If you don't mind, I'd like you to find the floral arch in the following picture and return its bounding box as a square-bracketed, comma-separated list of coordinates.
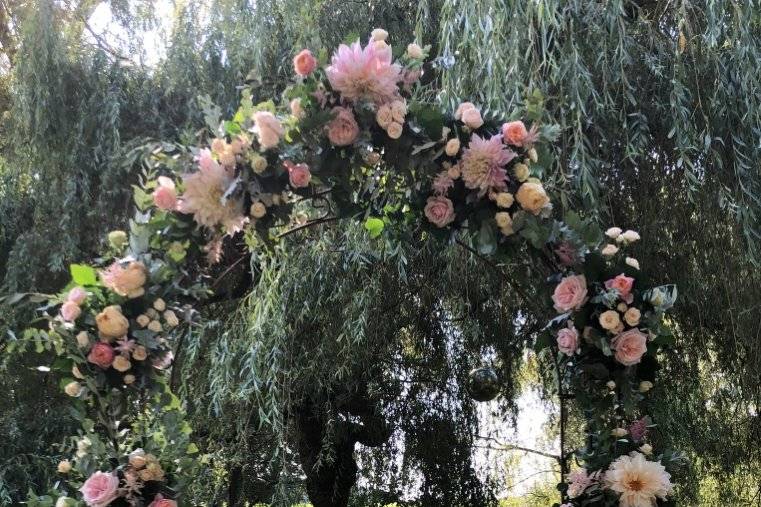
[9, 29, 685, 507]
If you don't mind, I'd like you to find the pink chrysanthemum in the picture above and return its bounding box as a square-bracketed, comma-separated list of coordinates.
[432, 170, 454, 195]
[179, 149, 246, 235]
[568, 468, 602, 498]
[629, 417, 649, 442]
[115, 337, 136, 356]
[326, 40, 402, 104]
[460, 134, 516, 195]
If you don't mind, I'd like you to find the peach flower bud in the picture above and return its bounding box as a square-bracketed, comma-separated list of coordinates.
[124, 374, 136, 385]
[76, 331, 90, 348]
[371, 28, 388, 41]
[57, 460, 72, 473]
[447, 165, 461, 179]
[514, 163, 530, 182]
[461, 107, 484, 129]
[290, 98, 305, 119]
[60, 301, 81, 322]
[376, 104, 393, 128]
[112, 355, 131, 372]
[626, 257, 640, 270]
[64, 381, 82, 397]
[96, 306, 129, 340]
[390, 100, 407, 123]
[132, 346, 148, 361]
[639, 380, 654, 392]
[252, 111, 283, 151]
[624, 307, 641, 327]
[621, 230, 641, 243]
[386, 122, 403, 139]
[67, 287, 87, 305]
[136, 314, 150, 328]
[496, 192, 514, 208]
[252, 155, 267, 174]
[639, 444, 653, 455]
[606, 380, 616, 390]
[293, 49, 317, 76]
[445, 138, 461, 157]
[72, 365, 84, 379]
[495, 212, 512, 229]
[528, 147, 538, 163]
[406, 43, 424, 59]
[153, 299, 166, 312]
[617, 302, 628, 313]
[164, 310, 180, 327]
[250, 202, 267, 218]
[611, 428, 628, 438]
[147, 320, 163, 333]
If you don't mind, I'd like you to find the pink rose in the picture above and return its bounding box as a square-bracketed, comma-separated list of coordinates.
[253, 111, 284, 150]
[153, 177, 178, 210]
[552, 275, 588, 313]
[611, 328, 648, 366]
[424, 196, 455, 228]
[557, 326, 579, 355]
[60, 301, 82, 322]
[327, 107, 359, 146]
[88, 342, 115, 369]
[285, 161, 311, 188]
[461, 107, 484, 129]
[80, 471, 120, 507]
[502, 121, 528, 147]
[293, 49, 317, 76]
[148, 495, 178, 507]
[605, 273, 635, 298]
[67, 287, 87, 305]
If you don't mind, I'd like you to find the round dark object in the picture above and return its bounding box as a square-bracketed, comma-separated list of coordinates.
[468, 367, 500, 402]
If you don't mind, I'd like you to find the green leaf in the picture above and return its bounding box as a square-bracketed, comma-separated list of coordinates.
[70, 264, 98, 286]
[409, 102, 445, 141]
[364, 217, 385, 238]
[224, 120, 242, 135]
[187, 443, 199, 455]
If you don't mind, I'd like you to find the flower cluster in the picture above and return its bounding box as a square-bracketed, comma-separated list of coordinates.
[545, 225, 682, 506]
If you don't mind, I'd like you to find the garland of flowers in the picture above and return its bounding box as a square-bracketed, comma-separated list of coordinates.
[6, 28, 684, 507]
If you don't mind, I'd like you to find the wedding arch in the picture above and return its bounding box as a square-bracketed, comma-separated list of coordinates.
[10, 29, 685, 507]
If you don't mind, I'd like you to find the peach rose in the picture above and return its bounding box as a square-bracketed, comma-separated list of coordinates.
[80, 472, 120, 507]
[376, 105, 393, 128]
[611, 328, 648, 366]
[424, 196, 455, 228]
[502, 120, 528, 147]
[67, 287, 87, 305]
[327, 107, 359, 146]
[132, 345, 148, 361]
[293, 49, 317, 76]
[148, 495, 178, 507]
[101, 261, 147, 299]
[60, 301, 81, 322]
[112, 355, 131, 372]
[284, 161, 311, 188]
[386, 122, 403, 139]
[153, 177, 177, 210]
[290, 97, 305, 119]
[461, 107, 484, 129]
[552, 275, 588, 313]
[605, 274, 635, 298]
[95, 305, 129, 339]
[445, 138, 460, 157]
[454, 102, 477, 120]
[87, 342, 115, 369]
[624, 307, 641, 327]
[516, 182, 549, 215]
[557, 326, 579, 355]
[599, 310, 621, 330]
[253, 111, 284, 150]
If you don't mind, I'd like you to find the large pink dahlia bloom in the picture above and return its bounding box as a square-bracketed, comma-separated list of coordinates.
[179, 149, 246, 235]
[460, 134, 516, 194]
[326, 40, 402, 104]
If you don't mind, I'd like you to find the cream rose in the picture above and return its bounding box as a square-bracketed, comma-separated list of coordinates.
[601, 244, 619, 257]
[253, 111, 283, 150]
[513, 163, 530, 182]
[64, 381, 82, 397]
[445, 138, 460, 157]
[516, 182, 549, 215]
[250, 202, 267, 218]
[132, 345, 148, 361]
[624, 307, 641, 327]
[599, 310, 621, 330]
[96, 306, 129, 340]
[406, 43, 424, 60]
[496, 192, 514, 208]
[164, 310, 180, 327]
[112, 355, 131, 372]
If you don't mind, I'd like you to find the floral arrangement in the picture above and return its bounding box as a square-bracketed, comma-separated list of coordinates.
[544, 223, 684, 507]
[7, 27, 686, 507]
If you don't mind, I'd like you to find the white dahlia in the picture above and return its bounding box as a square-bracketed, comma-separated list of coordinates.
[605, 452, 673, 507]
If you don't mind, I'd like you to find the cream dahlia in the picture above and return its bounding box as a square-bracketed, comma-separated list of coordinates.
[605, 452, 673, 507]
[460, 134, 516, 194]
[179, 149, 246, 235]
[326, 40, 402, 104]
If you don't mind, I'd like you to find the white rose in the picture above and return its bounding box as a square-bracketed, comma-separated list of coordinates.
[639, 443, 653, 455]
[601, 244, 619, 257]
[606, 380, 616, 390]
[626, 257, 640, 270]
[495, 212, 512, 229]
[64, 381, 82, 397]
[605, 227, 622, 239]
[621, 230, 641, 243]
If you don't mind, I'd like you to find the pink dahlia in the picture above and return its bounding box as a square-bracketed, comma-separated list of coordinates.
[432, 170, 454, 195]
[179, 149, 246, 235]
[326, 40, 402, 104]
[460, 134, 516, 195]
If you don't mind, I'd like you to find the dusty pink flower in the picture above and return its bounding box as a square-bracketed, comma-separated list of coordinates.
[67, 287, 87, 305]
[432, 171, 454, 195]
[460, 134, 516, 195]
[60, 301, 82, 322]
[557, 326, 579, 355]
[293, 49, 317, 76]
[326, 40, 402, 104]
[402, 68, 421, 92]
[454, 102, 477, 120]
[88, 342, 115, 369]
[80, 471, 120, 507]
[568, 468, 601, 498]
[115, 337, 137, 356]
[460, 107, 483, 129]
[148, 496, 178, 507]
[180, 149, 246, 235]
[554, 241, 578, 267]
[611, 329, 648, 366]
[605, 273, 635, 298]
[252, 111, 284, 150]
[629, 417, 649, 442]
[552, 274, 588, 313]
[424, 196, 455, 228]
[153, 176, 178, 210]
[152, 350, 174, 370]
[285, 161, 311, 188]
[327, 107, 360, 146]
